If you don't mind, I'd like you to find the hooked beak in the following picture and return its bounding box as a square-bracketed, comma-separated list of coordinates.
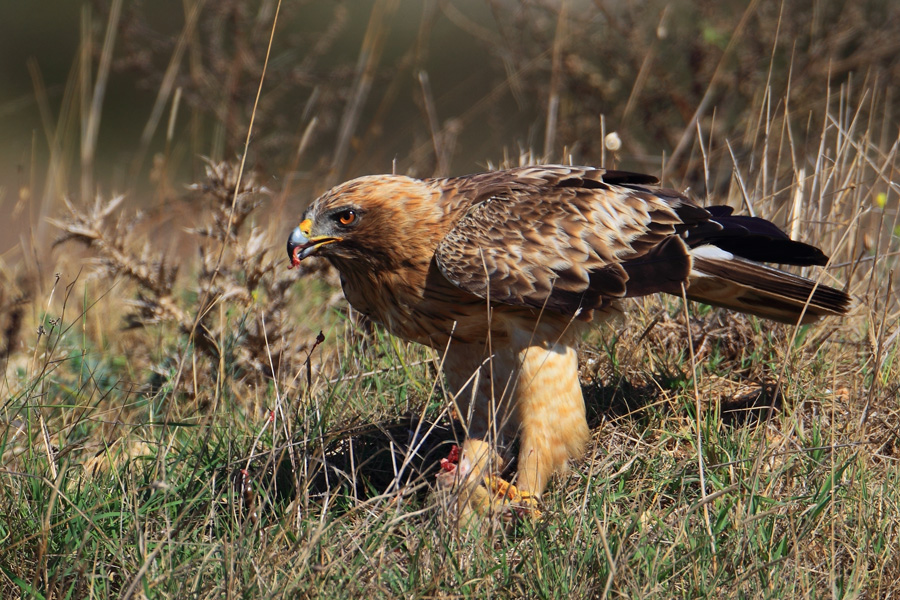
[287, 219, 342, 268]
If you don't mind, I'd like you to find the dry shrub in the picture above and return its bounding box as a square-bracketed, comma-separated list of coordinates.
[50, 160, 334, 402]
[106, 0, 353, 170]
[89, 0, 900, 201]
[0, 273, 31, 361]
[495, 0, 900, 176]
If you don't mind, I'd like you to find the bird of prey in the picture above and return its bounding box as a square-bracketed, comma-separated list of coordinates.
[287, 165, 850, 517]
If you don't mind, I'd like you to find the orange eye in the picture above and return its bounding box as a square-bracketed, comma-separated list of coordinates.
[338, 210, 356, 226]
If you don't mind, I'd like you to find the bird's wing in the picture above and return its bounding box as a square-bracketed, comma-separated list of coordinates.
[433, 165, 709, 314]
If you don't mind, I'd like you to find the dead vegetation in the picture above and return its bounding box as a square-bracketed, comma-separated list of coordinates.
[47, 160, 341, 399]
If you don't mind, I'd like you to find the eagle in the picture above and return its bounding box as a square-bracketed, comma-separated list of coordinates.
[287, 165, 850, 517]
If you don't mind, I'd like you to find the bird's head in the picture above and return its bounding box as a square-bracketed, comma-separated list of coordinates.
[287, 174, 441, 270]
[287, 202, 361, 267]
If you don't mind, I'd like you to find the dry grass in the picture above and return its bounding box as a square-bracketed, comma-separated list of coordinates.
[1, 1, 899, 598]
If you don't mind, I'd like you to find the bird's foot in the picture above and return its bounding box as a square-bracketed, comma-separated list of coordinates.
[484, 474, 542, 520]
[436, 445, 541, 522]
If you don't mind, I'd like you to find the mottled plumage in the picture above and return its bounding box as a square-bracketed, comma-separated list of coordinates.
[287, 165, 850, 514]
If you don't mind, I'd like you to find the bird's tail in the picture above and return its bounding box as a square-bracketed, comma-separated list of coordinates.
[685, 246, 851, 325]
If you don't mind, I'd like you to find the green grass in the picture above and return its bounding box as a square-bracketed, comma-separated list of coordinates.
[4, 203, 895, 598]
[2, 270, 897, 598]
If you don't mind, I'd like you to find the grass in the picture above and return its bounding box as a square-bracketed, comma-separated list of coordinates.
[2, 1, 900, 598]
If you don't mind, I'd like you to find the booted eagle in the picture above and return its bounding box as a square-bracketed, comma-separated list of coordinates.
[288, 165, 850, 516]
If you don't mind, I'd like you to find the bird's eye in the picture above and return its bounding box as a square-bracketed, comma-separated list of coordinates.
[337, 209, 356, 226]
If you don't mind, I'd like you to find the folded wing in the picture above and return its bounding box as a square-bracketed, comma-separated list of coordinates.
[434, 165, 850, 323]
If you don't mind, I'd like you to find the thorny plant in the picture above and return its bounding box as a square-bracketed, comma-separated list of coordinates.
[51, 160, 329, 392]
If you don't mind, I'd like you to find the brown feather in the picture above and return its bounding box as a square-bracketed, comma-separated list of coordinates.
[688, 254, 850, 324]
[434, 166, 701, 314]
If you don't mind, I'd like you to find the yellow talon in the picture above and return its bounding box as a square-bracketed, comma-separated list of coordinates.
[485, 474, 515, 500]
[483, 475, 542, 519]
[436, 446, 542, 522]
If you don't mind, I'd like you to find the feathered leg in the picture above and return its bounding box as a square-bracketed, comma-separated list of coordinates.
[438, 341, 515, 519]
[438, 321, 589, 519]
[512, 328, 589, 499]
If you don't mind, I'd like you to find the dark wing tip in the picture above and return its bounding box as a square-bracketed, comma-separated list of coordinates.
[694, 207, 831, 267]
[598, 170, 660, 186]
[713, 238, 830, 266]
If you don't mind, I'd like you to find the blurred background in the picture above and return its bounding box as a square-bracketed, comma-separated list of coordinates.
[3, 0, 898, 262]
